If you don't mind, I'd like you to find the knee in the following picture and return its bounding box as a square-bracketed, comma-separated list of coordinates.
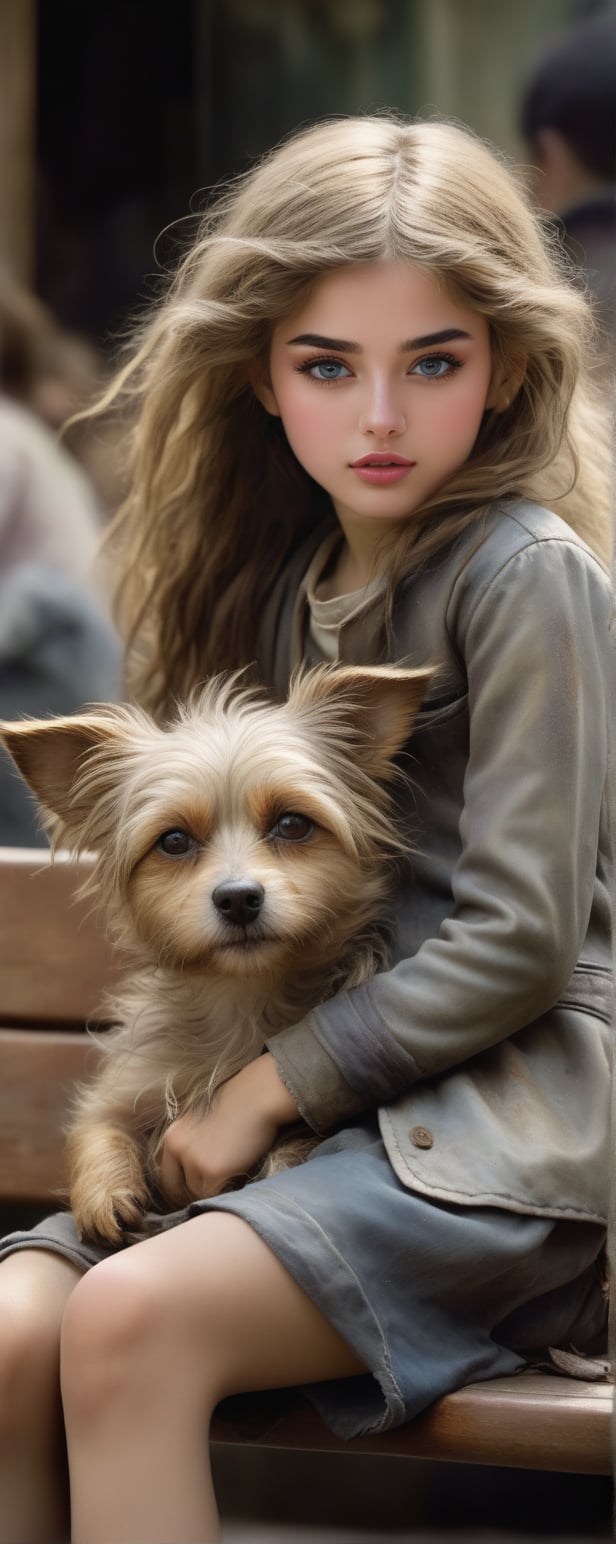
[60, 1253, 164, 1418]
[0, 1263, 62, 1443]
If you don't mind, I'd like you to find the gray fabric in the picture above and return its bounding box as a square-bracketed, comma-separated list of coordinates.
[0, 1123, 606, 1440]
[256, 499, 614, 1222]
[0, 561, 123, 844]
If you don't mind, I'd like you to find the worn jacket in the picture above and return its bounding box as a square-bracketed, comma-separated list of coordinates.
[256, 499, 614, 1224]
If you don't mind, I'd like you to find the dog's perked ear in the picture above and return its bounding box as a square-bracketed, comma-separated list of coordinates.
[0, 712, 129, 830]
[289, 664, 435, 780]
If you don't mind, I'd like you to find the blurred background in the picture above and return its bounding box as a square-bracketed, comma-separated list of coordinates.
[1, 0, 613, 350]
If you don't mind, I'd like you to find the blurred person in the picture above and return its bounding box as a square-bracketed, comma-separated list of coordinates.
[0, 389, 122, 845]
[0, 277, 94, 424]
[0, 275, 124, 516]
[520, 7, 616, 373]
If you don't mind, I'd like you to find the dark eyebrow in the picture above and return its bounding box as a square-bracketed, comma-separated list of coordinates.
[286, 327, 472, 352]
[402, 328, 472, 349]
[286, 333, 361, 352]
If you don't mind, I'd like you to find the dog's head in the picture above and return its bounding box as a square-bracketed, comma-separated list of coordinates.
[0, 665, 431, 979]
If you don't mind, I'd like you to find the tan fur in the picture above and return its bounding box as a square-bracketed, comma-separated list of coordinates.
[0, 664, 431, 1246]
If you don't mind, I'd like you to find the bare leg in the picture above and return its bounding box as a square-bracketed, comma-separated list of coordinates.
[61, 1212, 365, 1544]
[0, 1249, 82, 1544]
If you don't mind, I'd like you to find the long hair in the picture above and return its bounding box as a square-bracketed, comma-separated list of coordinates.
[99, 115, 612, 715]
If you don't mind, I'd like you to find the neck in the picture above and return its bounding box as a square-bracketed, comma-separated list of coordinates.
[327, 514, 395, 598]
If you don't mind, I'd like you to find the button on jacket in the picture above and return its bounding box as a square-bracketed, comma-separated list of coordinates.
[256, 499, 614, 1224]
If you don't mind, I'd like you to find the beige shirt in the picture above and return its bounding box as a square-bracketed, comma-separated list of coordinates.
[304, 533, 385, 662]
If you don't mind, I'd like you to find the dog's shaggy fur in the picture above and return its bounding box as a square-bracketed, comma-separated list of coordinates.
[1, 664, 430, 1245]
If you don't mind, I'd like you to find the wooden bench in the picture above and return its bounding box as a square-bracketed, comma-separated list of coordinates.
[0, 845, 612, 1482]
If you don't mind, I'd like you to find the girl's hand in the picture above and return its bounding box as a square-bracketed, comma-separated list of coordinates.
[157, 1053, 299, 1204]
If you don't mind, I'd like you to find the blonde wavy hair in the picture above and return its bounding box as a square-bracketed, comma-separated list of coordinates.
[100, 115, 612, 715]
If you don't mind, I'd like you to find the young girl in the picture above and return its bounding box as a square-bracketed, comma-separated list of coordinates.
[0, 115, 613, 1544]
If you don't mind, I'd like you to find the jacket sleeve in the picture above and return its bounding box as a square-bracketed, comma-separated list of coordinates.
[267, 535, 614, 1133]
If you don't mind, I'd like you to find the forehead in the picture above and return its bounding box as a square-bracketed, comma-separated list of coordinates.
[272, 259, 485, 345]
[131, 706, 320, 801]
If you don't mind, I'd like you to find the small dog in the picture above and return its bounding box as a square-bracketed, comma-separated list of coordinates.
[0, 664, 430, 1246]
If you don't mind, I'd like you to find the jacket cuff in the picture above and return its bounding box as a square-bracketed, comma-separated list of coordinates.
[266, 1016, 368, 1135]
[266, 983, 421, 1134]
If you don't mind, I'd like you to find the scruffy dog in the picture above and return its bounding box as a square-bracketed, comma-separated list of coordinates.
[0, 664, 430, 1246]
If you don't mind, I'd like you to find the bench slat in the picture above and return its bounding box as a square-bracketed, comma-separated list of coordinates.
[0, 1027, 95, 1199]
[0, 847, 116, 1022]
[212, 1372, 612, 1474]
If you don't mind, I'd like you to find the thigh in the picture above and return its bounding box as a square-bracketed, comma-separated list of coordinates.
[75, 1211, 365, 1401]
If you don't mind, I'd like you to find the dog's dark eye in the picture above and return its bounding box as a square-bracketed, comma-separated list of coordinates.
[271, 813, 314, 843]
[157, 830, 194, 858]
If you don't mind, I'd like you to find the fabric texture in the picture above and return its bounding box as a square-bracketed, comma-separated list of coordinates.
[256, 498, 614, 1224]
[0, 1123, 607, 1439]
[0, 561, 123, 844]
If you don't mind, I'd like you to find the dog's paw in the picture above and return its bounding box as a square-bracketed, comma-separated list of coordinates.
[72, 1185, 150, 1248]
[67, 1124, 151, 1247]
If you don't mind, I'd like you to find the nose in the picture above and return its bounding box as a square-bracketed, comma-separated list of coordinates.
[359, 375, 406, 438]
[212, 879, 265, 927]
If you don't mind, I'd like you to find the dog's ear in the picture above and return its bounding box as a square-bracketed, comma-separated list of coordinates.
[290, 664, 435, 779]
[0, 712, 131, 830]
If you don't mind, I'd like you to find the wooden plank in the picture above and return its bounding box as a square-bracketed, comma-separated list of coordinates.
[0, 847, 117, 1022]
[211, 1372, 613, 1476]
[0, 1027, 98, 1199]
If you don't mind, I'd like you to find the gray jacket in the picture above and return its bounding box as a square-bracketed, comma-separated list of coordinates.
[257, 500, 614, 1224]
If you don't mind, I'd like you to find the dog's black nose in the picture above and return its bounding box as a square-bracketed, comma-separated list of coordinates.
[212, 879, 265, 927]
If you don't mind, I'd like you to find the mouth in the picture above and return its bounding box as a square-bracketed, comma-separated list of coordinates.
[351, 454, 415, 467]
[217, 933, 279, 953]
[350, 454, 415, 485]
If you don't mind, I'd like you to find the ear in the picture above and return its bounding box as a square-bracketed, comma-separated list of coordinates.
[290, 664, 435, 780]
[0, 713, 129, 829]
[486, 356, 527, 413]
[245, 357, 281, 418]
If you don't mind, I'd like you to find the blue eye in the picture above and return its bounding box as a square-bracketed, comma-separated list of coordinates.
[299, 358, 351, 382]
[412, 355, 459, 379]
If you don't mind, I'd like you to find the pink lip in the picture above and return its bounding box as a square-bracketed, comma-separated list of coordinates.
[351, 453, 415, 486]
[351, 454, 414, 467]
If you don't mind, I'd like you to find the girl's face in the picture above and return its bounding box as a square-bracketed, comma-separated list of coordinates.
[257, 261, 499, 539]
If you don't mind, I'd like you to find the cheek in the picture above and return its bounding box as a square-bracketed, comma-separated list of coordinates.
[279, 398, 330, 455]
[437, 380, 491, 451]
[271, 376, 339, 456]
[127, 858, 214, 956]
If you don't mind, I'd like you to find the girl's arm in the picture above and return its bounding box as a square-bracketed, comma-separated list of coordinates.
[266, 534, 614, 1133]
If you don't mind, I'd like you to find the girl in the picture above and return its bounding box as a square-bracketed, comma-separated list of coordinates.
[0, 115, 613, 1544]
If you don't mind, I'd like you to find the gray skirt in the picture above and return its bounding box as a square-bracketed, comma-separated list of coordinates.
[0, 1119, 606, 1439]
